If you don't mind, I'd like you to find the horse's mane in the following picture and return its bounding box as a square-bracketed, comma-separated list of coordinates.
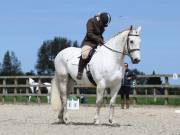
[106, 27, 136, 43]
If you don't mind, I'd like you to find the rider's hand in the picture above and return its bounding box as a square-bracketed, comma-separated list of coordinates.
[98, 38, 104, 46]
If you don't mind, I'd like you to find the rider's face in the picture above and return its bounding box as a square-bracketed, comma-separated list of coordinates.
[99, 20, 104, 27]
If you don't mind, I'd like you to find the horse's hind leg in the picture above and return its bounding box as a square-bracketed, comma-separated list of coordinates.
[67, 76, 74, 96]
[94, 80, 106, 125]
[58, 74, 69, 124]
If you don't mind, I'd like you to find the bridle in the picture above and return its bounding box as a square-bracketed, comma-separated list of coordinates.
[126, 33, 140, 55]
[103, 29, 140, 56]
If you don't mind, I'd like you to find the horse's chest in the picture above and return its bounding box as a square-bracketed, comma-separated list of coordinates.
[101, 67, 123, 82]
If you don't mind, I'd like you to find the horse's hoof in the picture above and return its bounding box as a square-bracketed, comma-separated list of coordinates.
[109, 119, 116, 125]
[94, 119, 100, 125]
[63, 117, 69, 124]
[56, 119, 64, 124]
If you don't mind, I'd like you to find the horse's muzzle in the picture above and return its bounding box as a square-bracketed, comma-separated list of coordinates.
[132, 58, 140, 64]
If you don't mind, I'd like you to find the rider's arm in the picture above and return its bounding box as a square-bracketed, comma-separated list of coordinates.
[86, 19, 103, 44]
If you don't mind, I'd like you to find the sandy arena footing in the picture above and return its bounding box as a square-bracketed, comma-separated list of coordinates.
[0, 104, 180, 135]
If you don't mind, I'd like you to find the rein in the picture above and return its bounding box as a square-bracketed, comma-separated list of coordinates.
[103, 31, 140, 56]
[103, 44, 128, 55]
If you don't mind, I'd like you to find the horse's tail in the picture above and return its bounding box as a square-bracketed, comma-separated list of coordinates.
[51, 74, 62, 111]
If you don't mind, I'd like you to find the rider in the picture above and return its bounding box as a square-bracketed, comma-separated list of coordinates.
[76, 12, 111, 80]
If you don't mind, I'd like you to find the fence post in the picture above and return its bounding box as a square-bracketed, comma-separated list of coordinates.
[145, 89, 148, 104]
[14, 78, 18, 104]
[37, 78, 41, 104]
[164, 89, 168, 105]
[26, 79, 30, 104]
[2, 79, 6, 104]
[153, 88, 157, 103]
[164, 76, 169, 105]
[77, 88, 80, 95]
[132, 80, 137, 105]
[133, 87, 137, 105]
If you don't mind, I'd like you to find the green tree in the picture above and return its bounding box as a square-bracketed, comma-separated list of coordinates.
[36, 37, 78, 75]
[72, 40, 79, 47]
[25, 70, 36, 75]
[1, 51, 12, 75]
[1, 51, 22, 75]
[11, 52, 22, 74]
[36, 43, 50, 75]
[0, 63, 2, 73]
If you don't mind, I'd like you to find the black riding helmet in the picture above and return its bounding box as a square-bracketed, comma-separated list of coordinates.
[99, 12, 111, 27]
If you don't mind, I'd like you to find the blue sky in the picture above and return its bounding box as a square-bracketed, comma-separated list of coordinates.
[0, 0, 180, 75]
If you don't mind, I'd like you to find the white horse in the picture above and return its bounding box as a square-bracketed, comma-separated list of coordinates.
[28, 78, 39, 102]
[42, 82, 51, 103]
[28, 78, 51, 103]
[51, 26, 141, 124]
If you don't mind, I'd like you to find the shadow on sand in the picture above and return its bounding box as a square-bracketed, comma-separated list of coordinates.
[52, 121, 132, 127]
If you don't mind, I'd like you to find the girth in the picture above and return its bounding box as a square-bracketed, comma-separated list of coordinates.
[86, 65, 97, 86]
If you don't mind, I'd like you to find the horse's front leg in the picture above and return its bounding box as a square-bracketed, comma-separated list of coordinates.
[94, 80, 106, 125]
[109, 84, 121, 124]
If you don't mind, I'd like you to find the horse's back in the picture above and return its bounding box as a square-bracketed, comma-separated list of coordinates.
[54, 47, 81, 75]
[55, 47, 81, 61]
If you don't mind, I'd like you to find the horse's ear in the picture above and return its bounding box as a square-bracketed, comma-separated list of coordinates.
[130, 25, 133, 30]
[137, 26, 142, 34]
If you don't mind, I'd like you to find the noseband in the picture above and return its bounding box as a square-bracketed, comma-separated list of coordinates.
[127, 33, 140, 55]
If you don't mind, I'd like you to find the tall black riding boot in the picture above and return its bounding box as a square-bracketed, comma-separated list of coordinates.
[76, 56, 86, 80]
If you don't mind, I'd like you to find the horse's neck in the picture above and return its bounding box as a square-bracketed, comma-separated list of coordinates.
[101, 31, 128, 64]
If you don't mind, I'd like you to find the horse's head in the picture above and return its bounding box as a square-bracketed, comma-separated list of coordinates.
[125, 26, 141, 64]
[28, 78, 40, 93]
[28, 78, 35, 84]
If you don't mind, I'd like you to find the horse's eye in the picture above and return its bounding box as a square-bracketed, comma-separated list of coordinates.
[130, 40, 134, 44]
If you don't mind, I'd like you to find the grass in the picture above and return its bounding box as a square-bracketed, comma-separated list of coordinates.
[82, 96, 180, 106]
[167, 98, 180, 105]
[0, 96, 48, 103]
[0, 96, 180, 105]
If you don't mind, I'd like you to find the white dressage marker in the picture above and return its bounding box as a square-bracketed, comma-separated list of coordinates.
[67, 99, 79, 110]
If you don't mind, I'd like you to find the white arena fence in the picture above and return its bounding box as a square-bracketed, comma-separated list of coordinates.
[0, 74, 180, 104]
